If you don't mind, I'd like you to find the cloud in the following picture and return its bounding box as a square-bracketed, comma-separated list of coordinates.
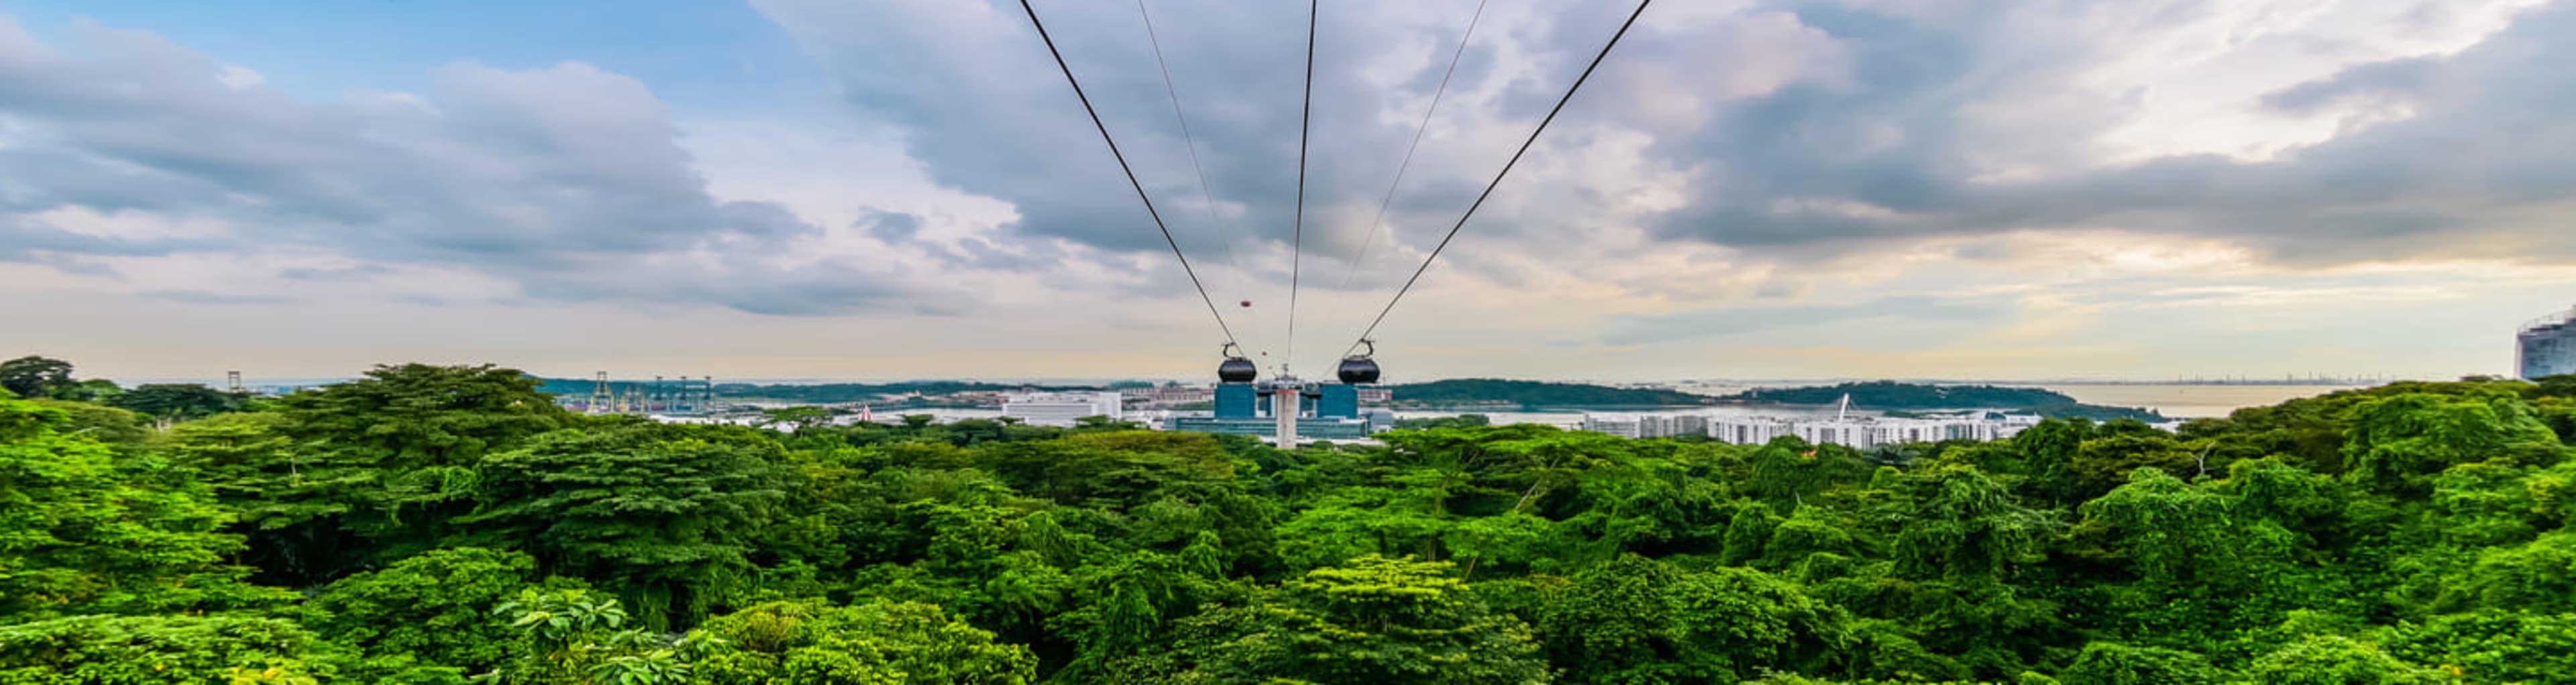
[1642, 0, 2574, 266]
[0, 16, 930, 315]
[5, 1, 2569, 380]
[747, 1, 1817, 276]
[1601, 295, 2006, 346]
[278, 264, 396, 281]
[141, 290, 292, 305]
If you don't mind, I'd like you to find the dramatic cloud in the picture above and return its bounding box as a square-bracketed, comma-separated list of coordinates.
[1635, 0, 2573, 264]
[0, 17, 934, 315]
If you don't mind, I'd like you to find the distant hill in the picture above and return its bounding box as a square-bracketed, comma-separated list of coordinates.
[1727, 380, 2162, 420]
[1384, 378, 1716, 408]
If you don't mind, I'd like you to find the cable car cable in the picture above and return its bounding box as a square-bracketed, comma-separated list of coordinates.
[1284, 0, 1318, 374]
[1343, 0, 1653, 356]
[1136, 0, 1248, 311]
[1328, 0, 1488, 372]
[1334, 0, 1488, 291]
[1018, 0, 1240, 347]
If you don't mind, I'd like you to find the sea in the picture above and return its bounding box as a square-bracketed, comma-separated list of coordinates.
[2007, 384, 2363, 419]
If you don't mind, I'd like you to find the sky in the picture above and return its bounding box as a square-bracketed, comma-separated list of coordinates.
[3, 0, 2573, 384]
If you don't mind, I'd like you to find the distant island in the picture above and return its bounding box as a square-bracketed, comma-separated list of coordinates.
[1724, 380, 2163, 421]
[1383, 378, 1719, 408]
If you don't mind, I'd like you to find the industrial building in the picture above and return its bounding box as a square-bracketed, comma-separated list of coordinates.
[1001, 391, 1124, 427]
[2520, 305, 2576, 380]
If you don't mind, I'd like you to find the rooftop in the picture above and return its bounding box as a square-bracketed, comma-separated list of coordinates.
[2522, 304, 2576, 334]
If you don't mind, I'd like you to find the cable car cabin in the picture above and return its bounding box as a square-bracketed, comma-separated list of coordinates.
[1218, 356, 1258, 384]
[1337, 339, 1381, 384]
[1336, 356, 1380, 384]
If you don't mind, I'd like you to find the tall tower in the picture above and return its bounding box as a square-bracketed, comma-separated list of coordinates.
[590, 372, 610, 414]
[1271, 376, 1301, 446]
[225, 370, 244, 393]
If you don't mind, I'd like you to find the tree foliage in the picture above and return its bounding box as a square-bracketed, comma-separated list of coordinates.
[7, 359, 2574, 682]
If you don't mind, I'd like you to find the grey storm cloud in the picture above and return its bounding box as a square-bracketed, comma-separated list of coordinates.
[0, 17, 921, 315]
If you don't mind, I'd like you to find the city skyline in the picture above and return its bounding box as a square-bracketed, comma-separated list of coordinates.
[5, 1, 2575, 382]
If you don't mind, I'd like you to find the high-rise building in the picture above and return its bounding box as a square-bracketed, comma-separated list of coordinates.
[1580, 414, 1644, 438]
[2520, 305, 2576, 380]
[1002, 391, 1124, 427]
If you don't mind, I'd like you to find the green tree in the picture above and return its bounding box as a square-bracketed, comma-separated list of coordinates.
[1174, 556, 1548, 685]
[2239, 635, 2454, 685]
[1719, 501, 1783, 566]
[489, 587, 711, 684]
[2455, 531, 2576, 614]
[694, 599, 1036, 684]
[303, 547, 546, 679]
[156, 413, 309, 523]
[111, 383, 248, 421]
[0, 614, 346, 685]
[0, 397, 282, 619]
[28, 399, 150, 445]
[2343, 393, 2563, 496]
[458, 421, 790, 629]
[249, 363, 572, 582]
[54, 378, 125, 403]
[0, 355, 75, 399]
[759, 406, 840, 432]
[2074, 468, 2295, 591]
[2057, 642, 2218, 685]
[2383, 611, 2576, 684]
[1538, 555, 1847, 683]
[1889, 465, 2057, 581]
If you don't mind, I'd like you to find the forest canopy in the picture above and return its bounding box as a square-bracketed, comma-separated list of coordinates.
[7, 354, 2576, 684]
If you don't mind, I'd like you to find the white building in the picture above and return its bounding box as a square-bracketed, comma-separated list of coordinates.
[1707, 413, 2040, 447]
[1797, 419, 1878, 449]
[1580, 414, 1644, 438]
[1711, 417, 1794, 445]
[1587, 410, 2054, 447]
[1586, 413, 1713, 439]
[1125, 384, 1215, 406]
[1002, 391, 1124, 427]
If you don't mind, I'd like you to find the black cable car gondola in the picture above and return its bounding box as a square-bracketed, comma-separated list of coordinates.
[1336, 339, 1380, 384]
[1218, 343, 1258, 383]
